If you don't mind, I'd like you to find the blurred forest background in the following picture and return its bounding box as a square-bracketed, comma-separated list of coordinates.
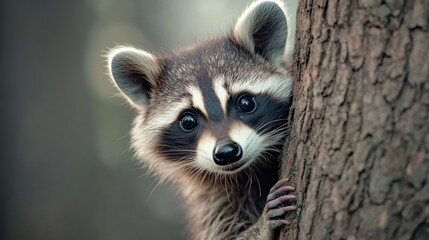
[0, 0, 296, 239]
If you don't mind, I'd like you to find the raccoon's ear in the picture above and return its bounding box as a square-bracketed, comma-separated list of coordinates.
[232, 0, 288, 68]
[107, 47, 161, 109]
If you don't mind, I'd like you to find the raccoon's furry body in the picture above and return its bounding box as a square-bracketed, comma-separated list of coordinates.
[107, 1, 297, 239]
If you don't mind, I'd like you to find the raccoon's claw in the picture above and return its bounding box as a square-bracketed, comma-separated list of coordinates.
[264, 178, 296, 229]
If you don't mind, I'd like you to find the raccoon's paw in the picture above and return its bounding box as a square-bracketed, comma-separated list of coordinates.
[263, 178, 297, 229]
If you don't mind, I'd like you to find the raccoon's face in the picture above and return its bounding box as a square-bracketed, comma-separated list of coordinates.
[107, 0, 293, 180]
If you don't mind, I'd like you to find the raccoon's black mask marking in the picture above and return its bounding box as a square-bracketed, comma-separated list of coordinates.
[228, 93, 291, 134]
[158, 113, 200, 162]
[158, 91, 290, 165]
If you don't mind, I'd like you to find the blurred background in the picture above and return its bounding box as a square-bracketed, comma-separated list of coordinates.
[0, 0, 297, 239]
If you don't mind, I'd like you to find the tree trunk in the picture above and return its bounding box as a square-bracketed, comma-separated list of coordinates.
[279, 0, 429, 239]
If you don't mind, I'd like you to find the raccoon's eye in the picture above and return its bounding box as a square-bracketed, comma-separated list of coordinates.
[237, 94, 257, 113]
[179, 112, 198, 132]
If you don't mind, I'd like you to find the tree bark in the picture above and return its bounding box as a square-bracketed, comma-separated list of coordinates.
[279, 0, 429, 239]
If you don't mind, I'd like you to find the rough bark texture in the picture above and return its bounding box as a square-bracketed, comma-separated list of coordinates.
[279, 0, 429, 239]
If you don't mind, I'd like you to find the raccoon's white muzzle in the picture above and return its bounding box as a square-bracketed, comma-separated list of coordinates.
[195, 122, 274, 174]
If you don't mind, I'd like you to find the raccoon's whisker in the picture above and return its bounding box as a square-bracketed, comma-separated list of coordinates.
[254, 118, 288, 130]
[267, 145, 284, 151]
[160, 161, 197, 183]
[228, 175, 234, 190]
[200, 169, 210, 186]
[260, 153, 276, 168]
[246, 165, 262, 198]
[157, 147, 196, 154]
[245, 171, 253, 195]
[161, 157, 194, 169]
[254, 155, 270, 172]
[146, 160, 191, 200]
[263, 129, 288, 142]
[256, 153, 271, 166]
[249, 167, 261, 197]
[244, 171, 251, 189]
[262, 123, 289, 136]
[249, 171, 255, 195]
[117, 131, 132, 142]
[264, 128, 289, 139]
[159, 150, 196, 155]
[263, 147, 282, 156]
[161, 163, 187, 176]
[145, 178, 159, 193]
[221, 176, 233, 207]
[185, 167, 200, 186]
[136, 167, 153, 178]
[189, 168, 203, 191]
[233, 175, 239, 191]
[156, 145, 196, 150]
[254, 118, 289, 133]
[225, 175, 232, 191]
[146, 178, 165, 201]
[224, 175, 231, 190]
[196, 169, 206, 186]
[156, 150, 198, 161]
[214, 173, 218, 186]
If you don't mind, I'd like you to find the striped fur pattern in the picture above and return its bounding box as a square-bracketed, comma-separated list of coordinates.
[107, 1, 296, 239]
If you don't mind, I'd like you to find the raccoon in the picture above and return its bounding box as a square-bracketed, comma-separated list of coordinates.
[107, 0, 296, 239]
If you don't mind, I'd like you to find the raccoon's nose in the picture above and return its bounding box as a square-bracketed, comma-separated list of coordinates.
[213, 141, 242, 166]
